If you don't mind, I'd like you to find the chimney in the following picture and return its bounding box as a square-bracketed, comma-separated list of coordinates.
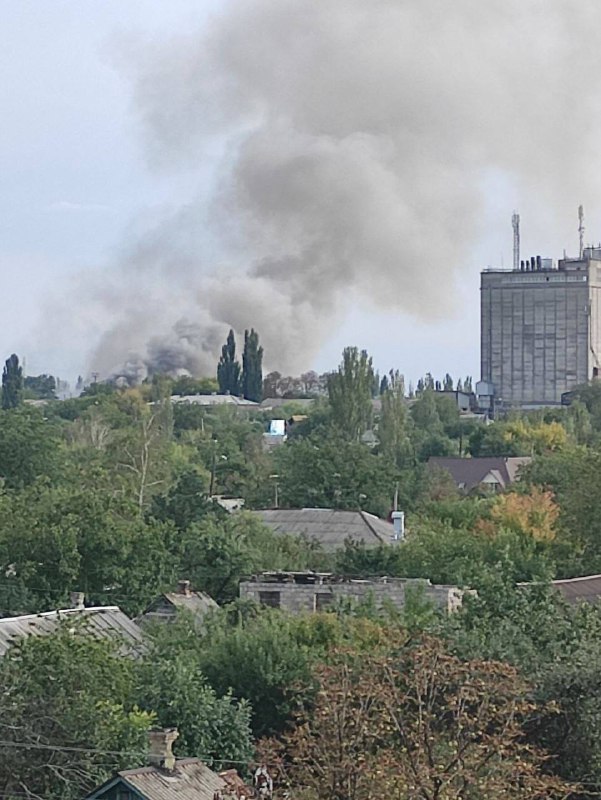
[391, 511, 405, 543]
[148, 728, 179, 772]
[177, 579, 191, 597]
[70, 592, 85, 609]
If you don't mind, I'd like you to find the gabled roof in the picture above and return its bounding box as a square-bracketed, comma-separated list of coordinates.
[139, 591, 218, 625]
[552, 574, 601, 604]
[0, 606, 144, 657]
[254, 508, 394, 548]
[427, 457, 531, 491]
[89, 759, 243, 800]
[170, 395, 258, 407]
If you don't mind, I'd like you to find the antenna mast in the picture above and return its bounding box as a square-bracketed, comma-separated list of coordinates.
[512, 212, 520, 271]
[579, 205, 585, 258]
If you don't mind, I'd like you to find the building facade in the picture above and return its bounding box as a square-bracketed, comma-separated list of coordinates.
[240, 572, 465, 614]
[480, 249, 601, 406]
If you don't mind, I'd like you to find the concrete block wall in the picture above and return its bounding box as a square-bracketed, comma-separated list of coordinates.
[239, 579, 464, 615]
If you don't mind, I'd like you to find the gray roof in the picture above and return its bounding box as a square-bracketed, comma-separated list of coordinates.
[552, 574, 601, 605]
[170, 394, 258, 407]
[91, 759, 238, 800]
[259, 397, 315, 409]
[139, 591, 218, 626]
[254, 508, 394, 548]
[0, 606, 145, 657]
[426, 456, 531, 491]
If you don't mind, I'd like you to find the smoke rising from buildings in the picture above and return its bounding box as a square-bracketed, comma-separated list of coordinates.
[84, 0, 601, 380]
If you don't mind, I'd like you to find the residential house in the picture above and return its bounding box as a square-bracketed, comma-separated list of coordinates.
[240, 571, 465, 614]
[85, 729, 252, 800]
[170, 395, 259, 408]
[252, 508, 396, 549]
[136, 580, 218, 629]
[551, 574, 601, 605]
[0, 593, 144, 657]
[426, 456, 531, 492]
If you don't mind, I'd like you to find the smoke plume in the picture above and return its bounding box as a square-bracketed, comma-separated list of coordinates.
[83, 0, 601, 380]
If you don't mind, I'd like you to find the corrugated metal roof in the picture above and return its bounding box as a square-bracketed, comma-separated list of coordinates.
[0, 606, 145, 657]
[117, 759, 237, 800]
[254, 508, 394, 548]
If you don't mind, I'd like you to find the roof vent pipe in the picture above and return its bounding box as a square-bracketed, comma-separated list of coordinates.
[70, 592, 85, 610]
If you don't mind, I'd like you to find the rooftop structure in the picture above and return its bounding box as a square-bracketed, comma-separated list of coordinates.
[170, 394, 259, 407]
[86, 729, 252, 800]
[481, 225, 601, 406]
[0, 598, 144, 657]
[551, 574, 601, 605]
[427, 456, 531, 492]
[253, 508, 395, 549]
[137, 580, 218, 629]
[240, 571, 465, 614]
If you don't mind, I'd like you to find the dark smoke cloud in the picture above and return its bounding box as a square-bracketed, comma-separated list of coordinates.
[86, 0, 601, 379]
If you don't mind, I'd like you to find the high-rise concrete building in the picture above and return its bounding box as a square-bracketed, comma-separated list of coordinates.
[480, 249, 601, 406]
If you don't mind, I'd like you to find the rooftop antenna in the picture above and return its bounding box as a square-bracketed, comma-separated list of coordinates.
[512, 212, 520, 271]
[579, 204, 585, 258]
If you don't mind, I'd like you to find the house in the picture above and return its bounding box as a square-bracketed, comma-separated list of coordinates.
[136, 581, 218, 629]
[170, 394, 259, 408]
[0, 593, 144, 657]
[551, 574, 601, 605]
[252, 508, 396, 549]
[426, 456, 531, 492]
[86, 729, 253, 800]
[240, 571, 465, 614]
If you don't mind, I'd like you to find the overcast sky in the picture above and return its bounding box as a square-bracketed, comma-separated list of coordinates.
[2, 1, 600, 387]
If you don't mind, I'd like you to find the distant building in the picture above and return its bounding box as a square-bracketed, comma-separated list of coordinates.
[551, 574, 601, 605]
[427, 456, 531, 492]
[481, 246, 601, 407]
[0, 593, 144, 657]
[86, 729, 251, 800]
[136, 581, 218, 629]
[170, 394, 259, 408]
[240, 572, 465, 614]
[252, 508, 396, 549]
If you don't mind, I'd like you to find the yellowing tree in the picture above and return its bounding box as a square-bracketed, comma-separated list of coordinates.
[504, 419, 567, 455]
[484, 487, 559, 542]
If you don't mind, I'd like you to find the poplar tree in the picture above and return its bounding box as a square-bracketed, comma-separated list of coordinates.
[242, 328, 264, 402]
[2, 354, 23, 410]
[327, 347, 374, 441]
[217, 329, 241, 395]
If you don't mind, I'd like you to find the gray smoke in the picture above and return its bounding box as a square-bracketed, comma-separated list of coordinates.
[88, 0, 601, 379]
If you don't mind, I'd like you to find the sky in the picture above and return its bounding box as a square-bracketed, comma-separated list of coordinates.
[2, 1, 601, 388]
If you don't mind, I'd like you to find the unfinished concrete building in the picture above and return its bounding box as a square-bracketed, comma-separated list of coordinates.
[480, 247, 601, 407]
[240, 572, 465, 614]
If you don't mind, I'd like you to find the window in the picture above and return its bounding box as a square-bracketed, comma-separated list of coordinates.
[259, 591, 281, 608]
[315, 592, 334, 612]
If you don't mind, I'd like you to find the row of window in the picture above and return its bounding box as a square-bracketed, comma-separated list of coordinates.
[258, 590, 334, 611]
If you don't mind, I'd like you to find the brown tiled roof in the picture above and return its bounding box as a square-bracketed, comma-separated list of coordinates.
[254, 508, 394, 548]
[427, 457, 531, 491]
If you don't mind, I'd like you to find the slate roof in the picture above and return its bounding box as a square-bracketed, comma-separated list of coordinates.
[552, 574, 601, 605]
[88, 759, 242, 800]
[138, 589, 218, 627]
[426, 456, 531, 491]
[170, 394, 258, 407]
[254, 508, 394, 548]
[0, 606, 145, 657]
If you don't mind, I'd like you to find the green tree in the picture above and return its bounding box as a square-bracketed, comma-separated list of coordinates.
[0, 630, 151, 800]
[135, 652, 253, 768]
[2, 353, 23, 409]
[378, 385, 413, 467]
[0, 406, 63, 488]
[327, 347, 374, 441]
[23, 373, 57, 399]
[242, 328, 264, 402]
[217, 329, 241, 395]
